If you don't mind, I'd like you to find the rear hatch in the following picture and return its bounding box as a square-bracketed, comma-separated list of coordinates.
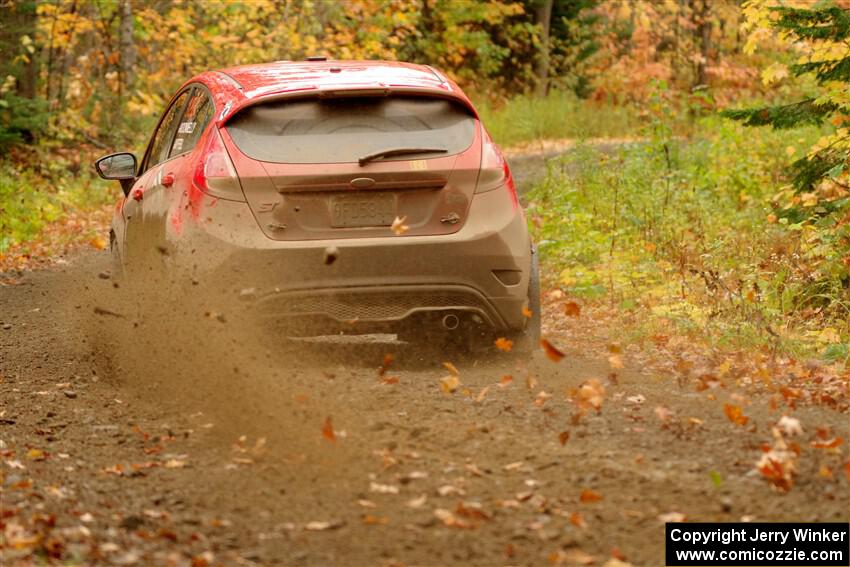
[221, 95, 482, 240]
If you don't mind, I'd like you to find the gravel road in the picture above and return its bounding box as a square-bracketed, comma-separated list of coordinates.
[1, 149, 847, 566]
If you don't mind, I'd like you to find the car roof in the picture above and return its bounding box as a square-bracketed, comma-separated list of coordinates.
[187, 60, 474, 125]
[221, 60, 448, 97]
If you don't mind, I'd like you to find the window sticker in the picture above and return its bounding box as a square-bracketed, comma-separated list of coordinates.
[177, 122, 196, 134]
[172, 138, 184, 152]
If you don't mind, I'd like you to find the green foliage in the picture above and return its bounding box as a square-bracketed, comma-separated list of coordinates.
[527, 115, 830, 353]
[0, 163, 111, 253]
[0, 91, 48, 148]
[476, 90, 644, 146]
[724, 3, 850, 192]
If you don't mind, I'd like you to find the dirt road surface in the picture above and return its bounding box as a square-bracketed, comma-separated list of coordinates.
[2, 153, 848, 566]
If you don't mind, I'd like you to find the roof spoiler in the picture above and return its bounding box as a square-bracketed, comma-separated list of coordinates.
[217, 86, 479, 126]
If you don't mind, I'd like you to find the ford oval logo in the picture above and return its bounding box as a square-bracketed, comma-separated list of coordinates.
[350, 177, 376, 189]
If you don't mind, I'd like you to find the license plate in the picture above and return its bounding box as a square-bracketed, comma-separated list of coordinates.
[330, 193, 396, 228]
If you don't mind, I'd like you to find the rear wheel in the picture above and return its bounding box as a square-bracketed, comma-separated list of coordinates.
[512, 245, 541, 356]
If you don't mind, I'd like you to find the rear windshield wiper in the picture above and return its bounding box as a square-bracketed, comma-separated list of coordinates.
[358, 147, 447, 166]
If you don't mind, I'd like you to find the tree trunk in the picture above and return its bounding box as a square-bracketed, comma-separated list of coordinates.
[119, 0, 136, 90]
[534, 0, 553, 97]
[694, 0, 711, 88]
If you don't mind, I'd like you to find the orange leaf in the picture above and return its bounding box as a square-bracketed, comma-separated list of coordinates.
[522, 306, 533, 318]
[391, 216, 409, 236]
[576, 379, 605, 412]
[540, 338, 565, 362]
[723, 403, 749, 426]
[563, 301, 581, 317]
[378, 353, 394, 376]
[558, 431, 570, 445]
[380, 376, 399, 385]
[440, 374, 460, 394]
[322, 416, 336, 442]
[569, 511, 586, 528]
[579, 489, 602, 503]
[499, 375, 513, 387]
[494, 337, 513, 352]
[443, 361, 460, 376]
[608, 354, 623, 370]
[811, 437, 843, 449]
[90, 236, 108, 250]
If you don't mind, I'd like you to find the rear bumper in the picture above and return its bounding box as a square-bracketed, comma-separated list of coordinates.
[175, 186, 532, 332]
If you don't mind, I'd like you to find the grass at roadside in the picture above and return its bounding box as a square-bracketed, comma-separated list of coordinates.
[526, 114, 849, 360]
[0, 159, 113, 276]
[477, 90, 647, 147]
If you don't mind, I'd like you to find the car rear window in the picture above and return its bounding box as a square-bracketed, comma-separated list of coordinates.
[225, 96, 476, 164]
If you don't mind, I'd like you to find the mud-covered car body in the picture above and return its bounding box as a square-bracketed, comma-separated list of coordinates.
[95, 59, 538, 342]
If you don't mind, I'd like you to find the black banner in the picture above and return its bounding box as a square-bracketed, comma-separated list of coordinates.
[666, 523, 849, 566]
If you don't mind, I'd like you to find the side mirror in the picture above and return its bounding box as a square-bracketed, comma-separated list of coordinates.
[95, 152, 137, 180]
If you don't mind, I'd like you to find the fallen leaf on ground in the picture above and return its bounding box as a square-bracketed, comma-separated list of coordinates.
[26, 448, 46, 461]
[437, 484, 466, 496]
[443, 361, 459, 375]
[456, 501, 489, 520]
[558, 431, 571, 445]
[658, 512, 686, 522]
[434, 508, 473, 529]
[522, 306, 533, 318]
[526, 374, 538, 390]
[494, 337, 513, 352]
[407, 494, 427, 508]
[440, 374, 460, 394]
[608, 354, 624, 369]
[499, 375, 513, 387]
[362, 514, 388, 525]
[304, 520, 343, 531]
[563, 301, 581, 317]
[369, 482, 399, 494]
[576, 379, 605, 412]
[756, 426, 797, 492]
[540, 338, 565, 362]
[654, 406, 673, 423]
[563, 548, 595, 565]
[163, 459, 187, 469]
[580, 489, 602, 503]
[811, 437, 843, 449]
[570, 511, 586, 528]
[776, 415, 803, 436]
[380, 376, 399, 385]
[533, 390, 552, 407]
[474, 385, 490, 403]
[723, 403, 749, 426]
[626, 394, 645, 404]
[322, 416, 336, 442]
[465, 463, 484, 476]
[378, 353, 394, 376]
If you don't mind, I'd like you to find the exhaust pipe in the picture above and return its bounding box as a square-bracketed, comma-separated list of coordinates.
[442, 313, 460, 330]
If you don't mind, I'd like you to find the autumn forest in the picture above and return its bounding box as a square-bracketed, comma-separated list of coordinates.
[1, 1, 849, 566]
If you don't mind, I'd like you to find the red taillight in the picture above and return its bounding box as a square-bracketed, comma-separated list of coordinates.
[192, 128, 245, 202]
[475, 131, 519, 209]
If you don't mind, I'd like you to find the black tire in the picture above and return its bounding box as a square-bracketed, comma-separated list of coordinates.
[513, 245, 541, 355]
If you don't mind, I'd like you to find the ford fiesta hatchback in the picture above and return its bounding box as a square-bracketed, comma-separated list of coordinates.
[95, 59, 539, 350]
